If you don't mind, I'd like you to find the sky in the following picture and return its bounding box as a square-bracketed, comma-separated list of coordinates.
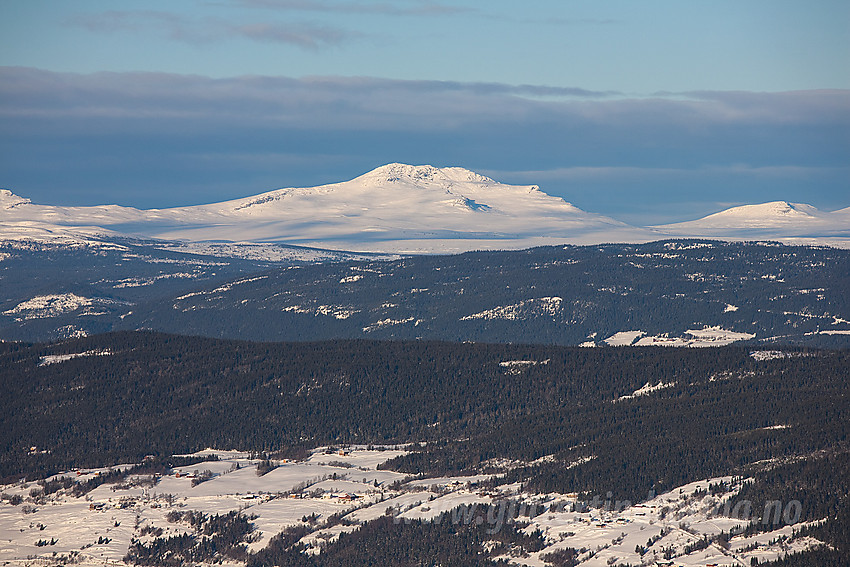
[1, 0, 848, 224]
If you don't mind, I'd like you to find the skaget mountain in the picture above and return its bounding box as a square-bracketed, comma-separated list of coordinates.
[2, 164, 848, 253]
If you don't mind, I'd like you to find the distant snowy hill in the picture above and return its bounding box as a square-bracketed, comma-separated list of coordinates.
[654, 200, 850, 245]
[1, 165, 653, 253]
[3, 168, 848, 252]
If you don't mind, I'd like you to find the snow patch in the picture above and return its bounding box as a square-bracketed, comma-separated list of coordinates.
[617, 381, 676, 401]
[603, 330, 644, 346]
[39, 349, 112, 366]
[283, 304, 358, 320]
[750, 350, 814, 361]
[461, 297, 562, 321]
[498, 359, 549, 367]
[111, 272, 199, 288]
[499, 359, 550, 375]
[362, 317, 415, 332]
[174, 275, 269, 301]
[3, 294, 126, 320]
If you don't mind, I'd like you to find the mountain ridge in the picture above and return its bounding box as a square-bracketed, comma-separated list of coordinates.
[0, 164, 650, 253]
[1, 165, 848, 252]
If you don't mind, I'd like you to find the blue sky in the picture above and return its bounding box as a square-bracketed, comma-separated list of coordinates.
[1, 0, 848, 223]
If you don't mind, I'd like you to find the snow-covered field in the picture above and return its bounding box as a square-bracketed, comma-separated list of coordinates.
[602, 327, 757, 348]
[0, 447, 824, 566]
[506, 477, 823, 567]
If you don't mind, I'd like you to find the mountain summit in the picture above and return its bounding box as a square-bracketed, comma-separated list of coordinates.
[683, 201, 822, 223]
[0, 164, 649, 253]
[1, 167, 847, 252]
[654, 200, 850, 241]
[0, 189, 31, 210]
[361, 163, 497, 185]
[226, 164, 543, 215]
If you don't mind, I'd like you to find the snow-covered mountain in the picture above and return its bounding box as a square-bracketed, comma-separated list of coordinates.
[1, 165, 652, 253]
[653, 200, 850, 245]
[2, 167, 848, 253]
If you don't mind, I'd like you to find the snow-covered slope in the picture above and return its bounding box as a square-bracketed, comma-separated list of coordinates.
[0, 448, 825, 566]
[0, 165, 653, 253]
[654, 201, 850, 245]
[3, 173, 848, 253]
[0, 189, 138, 245]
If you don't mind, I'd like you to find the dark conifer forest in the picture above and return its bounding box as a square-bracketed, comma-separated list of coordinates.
[3, 332, 847, 489]
[1, 331, 848, 567]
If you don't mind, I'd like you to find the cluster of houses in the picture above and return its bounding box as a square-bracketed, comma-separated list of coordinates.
[235, 491, 362, 502]
[280, 491, 362, 502]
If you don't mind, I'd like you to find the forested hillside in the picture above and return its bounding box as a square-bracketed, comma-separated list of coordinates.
[2, 332, 848, 565]
[3, 332, 847, 495]
[119, 240, 850, 346]
[3, 240, 849, 346]
[0, 238, 385, 342]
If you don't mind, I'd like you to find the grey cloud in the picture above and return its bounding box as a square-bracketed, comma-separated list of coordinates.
[68, 10, 178, 33]
[651, 89, 850, 125]
[0, 69, 621, 129]
[235, 2, 612, 23]
[231, 22, 353, 47]
[2, 68, 846, 133]
[518, 16, 619, 26]
[68, 9, 354, 48]
[67, 10, 220, 43]
[234, 0, 471, 16]
[1, 67, 847, 215]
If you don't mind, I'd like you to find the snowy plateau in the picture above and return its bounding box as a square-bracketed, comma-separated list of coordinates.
[2, 164, 849, 254]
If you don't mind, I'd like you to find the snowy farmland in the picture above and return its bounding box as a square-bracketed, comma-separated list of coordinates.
[0, 447, 824, 566]
[602, 327, 757, 348]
